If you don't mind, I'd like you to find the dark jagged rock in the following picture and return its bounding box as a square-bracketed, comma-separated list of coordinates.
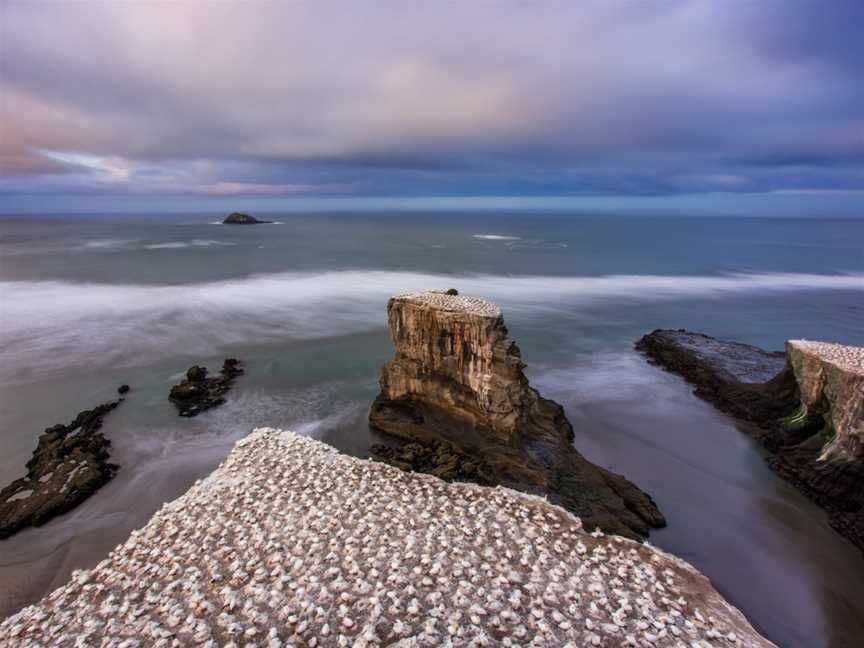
[369, 291, 666, 540]
[371, 439, 496, 485]
[0, 401, 121, 539]
[117, 384, 130, 395]
[637, 329, 864, 554]
[635, 329, 798, 440]
[445, 288, 459, 296]
[169, 359, 244, 417]
[222, 212, 271, 225]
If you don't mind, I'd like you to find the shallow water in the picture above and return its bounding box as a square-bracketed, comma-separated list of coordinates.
[0, 212, 862, 646]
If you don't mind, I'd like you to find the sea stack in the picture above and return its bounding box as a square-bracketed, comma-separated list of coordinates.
[637, 330, 864, 553]
[370, 290, 666, 539]
[222, 212, 270, 224]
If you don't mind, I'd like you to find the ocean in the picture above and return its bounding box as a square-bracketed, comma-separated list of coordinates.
[0, 212, 862, 646]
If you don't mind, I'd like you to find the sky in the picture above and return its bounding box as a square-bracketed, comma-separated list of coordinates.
[1, 0, 863, 214]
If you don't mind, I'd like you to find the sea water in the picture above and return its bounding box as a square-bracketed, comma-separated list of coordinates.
[0, 212, 862, 646]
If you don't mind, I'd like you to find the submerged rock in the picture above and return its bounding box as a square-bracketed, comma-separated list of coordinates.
[637, 329, 864, 553]
[0, 428, 776, 647]
[168, 358, 244, 417]
[222, 212, 271, 224]
[117, 384, 130, 395]
[370, 290, 665, 540]
[0, 401, 121, 539]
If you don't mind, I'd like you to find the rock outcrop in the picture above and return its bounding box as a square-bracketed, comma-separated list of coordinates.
[0, 428, 775, 648]
[638, 330, 864, 553]
[635, 330, 799, 442]
[0, 401, 121, 539]
[169, 359, 244, 417]
[370, 291, 665, 540]
[222, 212, 271, 224]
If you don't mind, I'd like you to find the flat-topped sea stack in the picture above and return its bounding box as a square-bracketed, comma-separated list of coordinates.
[370, 291, 665, 540]
[222, 212, 271, 224]
[0, 429, 774, 647]
[638, 330, 864, 552]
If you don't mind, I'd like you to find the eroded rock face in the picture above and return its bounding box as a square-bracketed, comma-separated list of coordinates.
[0, 401, 121, 539]
[638, 330, 864, 553]
[370, 291, 665, 540]
[786, 340, 864, 461]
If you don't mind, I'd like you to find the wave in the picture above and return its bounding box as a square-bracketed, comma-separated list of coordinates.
[145, 239, 235, 250]
[145, 242, 188, 249]
[80, 239, 135, 250]
[0, 270, 860, 382]
[473, 234, 521, 240]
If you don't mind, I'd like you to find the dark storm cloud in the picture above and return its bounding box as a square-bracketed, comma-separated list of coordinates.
[0, 0, 862, 200]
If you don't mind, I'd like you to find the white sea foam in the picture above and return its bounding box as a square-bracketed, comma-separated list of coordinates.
[145, 239, 235, 249]
[81, 239, 134, 249]
[145, 242, 188, 249]
[0, 270, 860, 382]
[191, 239, 235, 247]
[473, 234, 521, 240]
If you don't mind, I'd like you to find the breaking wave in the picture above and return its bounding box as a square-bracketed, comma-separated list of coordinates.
[473, 234, 521, 240]
[0, 270, 860, 382]
[145, 239, 235, 250]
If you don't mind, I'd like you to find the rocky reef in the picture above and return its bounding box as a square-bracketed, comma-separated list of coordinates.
[169, 359, 244, 417]
[222, 212, 271, 224]
[638, 329, 864, 553]
[370, 291, 665, 540]
[0, 400, 121, 539]
[0, 428, 775, 647]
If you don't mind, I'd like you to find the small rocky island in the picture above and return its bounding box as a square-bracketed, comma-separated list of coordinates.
[222, 212, 271, 224]
[638, 330, 864, 552]
[0, 400, 122, 539]
[0, 428, 774, 647]
[370, 291, 666, 540]
[169, 359, 244, 417]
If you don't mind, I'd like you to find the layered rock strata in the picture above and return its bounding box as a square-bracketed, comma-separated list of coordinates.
[169, 359, 244, 417]
[370, 291, 665, 540]
[0, 401, 121, 539]
[638, 330, 864, 553]
[0, 429, 775, 647]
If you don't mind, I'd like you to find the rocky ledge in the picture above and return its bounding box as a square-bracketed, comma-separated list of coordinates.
[637, 330, 864, 553]
[370, 291, 665, 540]
[0, 429, 774, 647]
[222, 212, 271, 225]
[169, 359, 244, 417]
[0, 400, 121, 539]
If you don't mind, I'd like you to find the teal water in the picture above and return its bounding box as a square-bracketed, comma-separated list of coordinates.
[0, 213, 862, 646]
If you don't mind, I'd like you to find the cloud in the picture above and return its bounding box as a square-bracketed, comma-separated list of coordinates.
[1, 1, 862, 199]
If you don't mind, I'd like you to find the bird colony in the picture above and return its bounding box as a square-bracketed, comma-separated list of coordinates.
[0, 429, 773, 647]
[788, 340, 864, 374]
[396, 292, 502, 319]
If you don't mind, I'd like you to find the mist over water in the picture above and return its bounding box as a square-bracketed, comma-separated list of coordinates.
[0, 213, 862, 646]
[1, 269, 861, 383]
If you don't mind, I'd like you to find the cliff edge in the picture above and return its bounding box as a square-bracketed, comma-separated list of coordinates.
[0, 429, 774, 648]
[370, 291, 665, 540]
